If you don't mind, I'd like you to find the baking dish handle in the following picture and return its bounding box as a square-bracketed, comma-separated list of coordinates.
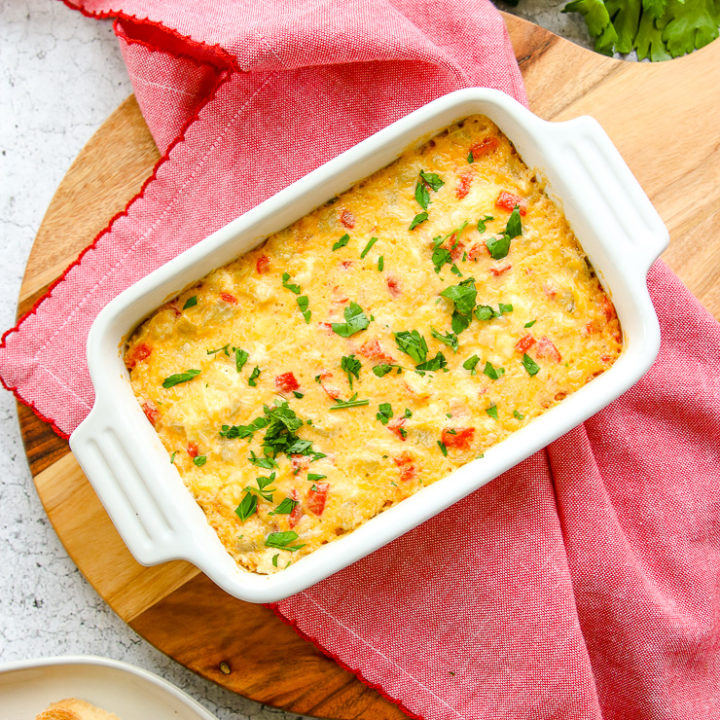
[70, 408, 184, 566]
[548, 116, 669, 274]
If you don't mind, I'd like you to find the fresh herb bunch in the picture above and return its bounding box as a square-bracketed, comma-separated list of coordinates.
[561, 0, 720, 60]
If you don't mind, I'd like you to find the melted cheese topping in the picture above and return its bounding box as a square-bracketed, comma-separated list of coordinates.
[125, 115, 622, 574]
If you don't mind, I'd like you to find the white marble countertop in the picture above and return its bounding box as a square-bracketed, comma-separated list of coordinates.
[0, 1, 593, 718]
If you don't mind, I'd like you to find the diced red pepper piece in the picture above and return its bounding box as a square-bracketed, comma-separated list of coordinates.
[318, 371, 341, 401]
[142, 400, 160, 427]
[443, 233, 465, 261]
[256, 255, 270, 274]
[495, 191, 527, 215]
[599, 294, 617, 322]
[187, 442, 199, 458]
[456, 170, 473, 199]
[386, 275, 402, 297]
[306, 481, 329, 516]
[126, 342, 151, 369]
[341, 260, 353, 270]
[470, 136, 499, 157]
[358, 339, 395, 364]
[468, 242, 488, 261]
[288, 488, 303, 528]
[515, 334, 536, 353]
[490, 264, 511, 276]
[388, 418, 407, 441]
[441, 427, 475, 450]
[393, 452, 417, 482]
[220, 292, 238, 304]
[275, 372, 300, 394]
[340, 209, 355, 229]
[536, 336, 562, 363]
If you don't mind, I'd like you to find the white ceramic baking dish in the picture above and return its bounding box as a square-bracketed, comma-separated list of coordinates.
[70, 88, 668, 604]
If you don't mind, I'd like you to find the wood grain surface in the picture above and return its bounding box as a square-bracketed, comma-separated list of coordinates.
[17, 15, 720, 719]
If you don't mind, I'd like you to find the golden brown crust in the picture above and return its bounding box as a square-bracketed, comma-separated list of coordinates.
[35, 698, 120, 720]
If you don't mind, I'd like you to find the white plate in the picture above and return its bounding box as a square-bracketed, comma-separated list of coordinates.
[0, 656, 218, 720]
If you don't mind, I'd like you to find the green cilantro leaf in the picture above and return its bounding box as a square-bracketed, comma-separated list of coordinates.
[207, 343, 230, 356]
[505, 206, 523, 239]
[249, 451, 276, 469]
[524, 319, 537, 328]
[474, 305, 496, 321]
[296, 295, 311, 323]
[378, 256, 384, 271]
[486, 404, 499, 420]
[248, 366, 261, 386]
[308, 473, 326, 481]
[235, 492, 257, 522]
[467, 151, 474, 164]
[486, 235, 511, 260]
[522, 353, 540, 376]
[341, 354, 361, 389]
[395, 330, 428, 364]
[416, 352, 447, 372]
[193, 455, 207, 467]
[483, 361, 505, 380]
[431, 327, 459, 353]
[331, 301, 370, 338]
[329, 397, 370, 410]
[419, 170, 445, 192]
[499, 303, 514, 315]
[432, 243, 453, 274]
[377, 402, 393, 425]
[477, 215, 494, 233]
[372, 363, 394, 377]
[269, 496, 298, 516]
[282, 272, 301, 294]
[513, 409, 525, 420]
[272, 553, 279, 567]
[437, 440, 448, 456]
[332, 233, 350, 251]
[409, 212, 428, 230]
[182, 296, 198, 310]
[265, 531, 305, 551]
[360, 236, 379, 258]
[415, 181, 430, 210]
[234, 348, 249, 372]
[162, 369, 201, 388]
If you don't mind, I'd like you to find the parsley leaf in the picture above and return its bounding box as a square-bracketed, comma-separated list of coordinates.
[248, 366, 261, 386]
[331, 301, 370, 338]
[486, 235, 511, 260]
[513, 409, 525, 420]
[249, 451, 276, 469]
[269, 496, 298, 516]
[360, 236, 379, 258]
[282, 272, 301, 294]
[341, 354, 361, 389]
[416, 352, 447, 372]
[419, 170, 445, 192]
[524, 319, 537, 328]
[376, 402, 393, 425]
[332, 233, 350, 251]
[522, 353, 540, 376]
[308, 473, 326, 481]
[193, 455, 207, 466]
[378, 256, 384, 271]
[437, 440, 448, 456]
[474, 305, 496, 321]
[498, 303, 514, 315]
[409, 212, 428, 230]
[296, 295, 311, 323]
[431, 327, 459, 353]
[162, 369, 201, 388]
[440, 277, 477, 334]
[467, 151, 474, 164]
[477, 214, 494, 233]
[463, 354, 480, 374]
[372, 363, 394, 377]
[182, 296, 198, 310]
[265, 530, 305, 551]
[207, 343, 230, 356]
[415, 181, 430, 210]
[483, 361, 505, 380]
[505, 206, 522, 239]
[233, 347, 249, 372]
[235, 492, 257, 522]
[432, 242, 453, 274]
[486, 404, 499, 420]
[395, 330, 428, 364]
[329, 397, 370, 410]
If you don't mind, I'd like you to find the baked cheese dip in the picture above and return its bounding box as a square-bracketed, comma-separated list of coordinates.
[125, 115, 622, 574]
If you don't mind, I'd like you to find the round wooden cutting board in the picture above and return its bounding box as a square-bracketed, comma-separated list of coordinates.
[17, 15, 720, 720]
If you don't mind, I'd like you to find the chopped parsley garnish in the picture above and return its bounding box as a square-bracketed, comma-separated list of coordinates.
[234, 348, 249, 372]
[329, 395, 370, 410]
[395, 330, 428, 364]
[450, 264, 463, 277]
[378, 256, 384, 271]
[272, 554, 279, 567]
[403, 408, 412, 418]
[431, 327, 459, 352]
[220, 415, 269, 440]
[486, 206, 522, 260]
[249, 451, 276, 469]
[486, 404, 499, 420]
[524, 319, 537, 328]
[513, 410, 525, 420]
[331, 301, 370, 337]
[431, 241, 452, 274]
[332, 233, 351, 251]
[340, 354, 361, 389]
[193, 455, 207, 466]
[499, 303, 514, 315]
[440, 277, 477, 333]
[522, 353, 540, 376]
[474, 303, 513, 321]
[372, 363, 394, 377]
[308, 473, 326, 481]
[296, 295, 311, 323]
[477, 215, 494, 233]
[409, 212, 428, 230]
[293, 391, 304, 399]
[415, 181, 430, 210]
[207, 343, 230, 356]
[235, 492, 257, 522]
[360, 236, 379, 259]
[265, 531, 305, 552]
[419, 170, 445, 192]
[437, 440, 448, 456]
[467, 151, 474, 164]
[248, 366, 261, 386]
[183, 296, 198, 310]
[376, 402, 393, 425]
[162, 369, 201, 388]
[483, 361, 505, 380]
[269, 496, 298, 516]
[281, 272, 301, 294]
[170, 451, 177, 464]
[416, 352, 447, 372]
[463, 354, 481, 374]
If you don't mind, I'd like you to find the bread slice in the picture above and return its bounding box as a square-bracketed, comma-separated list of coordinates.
[35, 698, 120, 720]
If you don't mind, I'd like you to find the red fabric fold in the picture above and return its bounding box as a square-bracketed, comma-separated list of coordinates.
[3, 2, 718, 718]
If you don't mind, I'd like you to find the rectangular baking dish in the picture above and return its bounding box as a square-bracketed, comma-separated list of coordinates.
[70, 88, 668, 603]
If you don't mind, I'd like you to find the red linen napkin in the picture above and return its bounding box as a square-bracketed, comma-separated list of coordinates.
[3, 2, 719, 718]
